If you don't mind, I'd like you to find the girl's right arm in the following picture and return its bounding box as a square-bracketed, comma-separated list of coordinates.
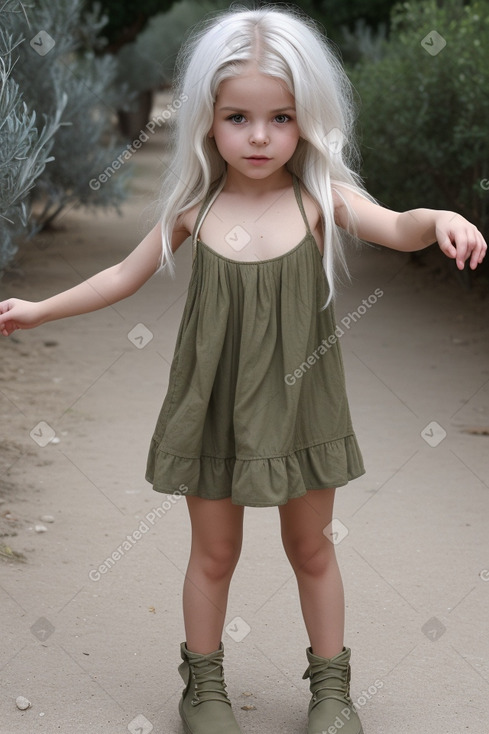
[0, 220, 190, 337]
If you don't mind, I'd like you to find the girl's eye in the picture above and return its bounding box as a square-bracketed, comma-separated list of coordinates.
[226, 113, 292, 124]
[227, 114, 246, 124]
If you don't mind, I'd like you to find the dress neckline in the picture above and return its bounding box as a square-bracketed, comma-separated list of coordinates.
[191, 173, 321, 265]
[197, 231, 321, 265]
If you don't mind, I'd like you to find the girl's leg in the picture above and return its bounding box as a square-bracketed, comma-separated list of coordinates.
[278, 488, 344, 658]
[183, 495, 244, 654]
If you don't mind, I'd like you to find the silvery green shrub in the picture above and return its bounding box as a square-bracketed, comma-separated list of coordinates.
[0, 0, 132, 274]
[0, 6, 64, 271]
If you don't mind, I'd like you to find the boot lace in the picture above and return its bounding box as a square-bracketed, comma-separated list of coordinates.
[189, 655, 232, 707]
[303, 658, 352, 706]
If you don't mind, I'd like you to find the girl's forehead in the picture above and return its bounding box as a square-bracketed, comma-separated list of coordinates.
[215, 68, 294, 106]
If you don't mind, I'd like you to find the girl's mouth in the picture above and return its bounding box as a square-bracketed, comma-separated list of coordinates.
[245, 156, 271, 165]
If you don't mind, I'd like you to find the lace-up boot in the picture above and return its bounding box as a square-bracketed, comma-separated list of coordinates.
[302, 645, 364, 734]
[178, 641, 242, 734]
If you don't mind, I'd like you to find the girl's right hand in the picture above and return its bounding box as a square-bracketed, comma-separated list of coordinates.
[0, 298, 46, 336]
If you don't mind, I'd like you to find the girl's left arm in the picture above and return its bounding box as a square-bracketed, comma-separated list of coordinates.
[333, 187, 487, 270]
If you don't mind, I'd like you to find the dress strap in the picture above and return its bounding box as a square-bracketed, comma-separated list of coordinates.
[191, 173, 227, 264]
[292, 173, 312, 236]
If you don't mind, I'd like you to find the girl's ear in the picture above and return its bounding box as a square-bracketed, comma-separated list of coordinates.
[208, 128, 214, 138]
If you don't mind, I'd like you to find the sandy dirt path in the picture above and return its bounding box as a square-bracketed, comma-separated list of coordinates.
[1, 97, 489, 733]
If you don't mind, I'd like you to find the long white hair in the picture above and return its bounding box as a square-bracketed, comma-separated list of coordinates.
[156, 3, 375, 309]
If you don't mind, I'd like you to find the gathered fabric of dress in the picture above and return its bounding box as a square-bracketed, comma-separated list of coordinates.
[145, 173, 365, 507]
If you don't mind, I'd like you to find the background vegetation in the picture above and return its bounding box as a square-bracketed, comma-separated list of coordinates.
[0, 0, 131, 269]
[1, 0, 487, 286]
[349, 1, 488, 231]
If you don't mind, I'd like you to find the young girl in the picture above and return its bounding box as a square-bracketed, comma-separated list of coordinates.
[0, 5, 486, 734]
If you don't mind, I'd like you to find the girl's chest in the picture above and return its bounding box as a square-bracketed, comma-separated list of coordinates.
[186, 188, 324, 261]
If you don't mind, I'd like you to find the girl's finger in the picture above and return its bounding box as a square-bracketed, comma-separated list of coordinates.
[438, 233, 457, 258]
[470, 240, 481, 269]
[454, 237, 468, 269]
[471, 232, 487, 268]
[478, 233, 488, 263]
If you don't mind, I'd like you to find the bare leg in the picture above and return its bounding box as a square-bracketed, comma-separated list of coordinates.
[279, 488, 344, 658]
[183, 495, 244, 654]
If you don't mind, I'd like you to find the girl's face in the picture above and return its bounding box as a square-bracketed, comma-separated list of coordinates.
[208, 63, 301, 184]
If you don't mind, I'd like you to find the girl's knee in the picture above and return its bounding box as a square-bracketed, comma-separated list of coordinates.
[195, 538, 241, 581]
[284, 536, 336, 577]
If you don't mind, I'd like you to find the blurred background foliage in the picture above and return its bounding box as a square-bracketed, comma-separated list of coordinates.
[0, 0, 487, 285]
[349, 1, 488, 245]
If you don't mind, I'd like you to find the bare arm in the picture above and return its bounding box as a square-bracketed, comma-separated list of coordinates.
[0, 220, 190, 336]
[333, 186, 487, 271]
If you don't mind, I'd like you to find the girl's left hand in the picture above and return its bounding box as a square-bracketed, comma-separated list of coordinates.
[435, 212, 487, 270]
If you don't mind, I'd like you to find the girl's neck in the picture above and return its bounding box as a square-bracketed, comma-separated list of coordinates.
[222, 166, 294, 198]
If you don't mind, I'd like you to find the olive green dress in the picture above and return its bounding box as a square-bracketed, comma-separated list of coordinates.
[145, 173, 365, 506]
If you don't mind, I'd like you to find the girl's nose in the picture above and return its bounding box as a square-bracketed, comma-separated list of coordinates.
[249, 124, 269, 145]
